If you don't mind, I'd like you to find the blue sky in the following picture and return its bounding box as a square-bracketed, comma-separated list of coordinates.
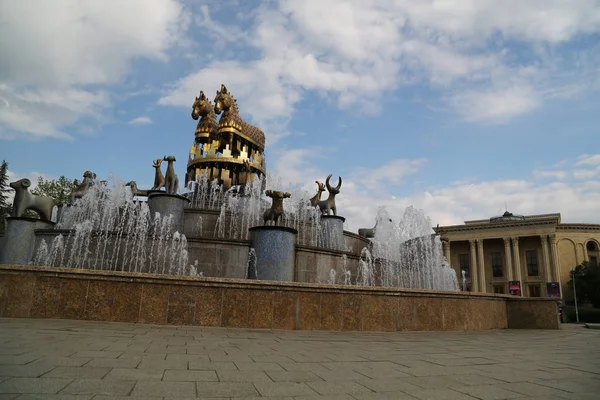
[1, 0, 600, 231]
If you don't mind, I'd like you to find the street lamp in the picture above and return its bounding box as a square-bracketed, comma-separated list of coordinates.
[572, 267, 580, 324]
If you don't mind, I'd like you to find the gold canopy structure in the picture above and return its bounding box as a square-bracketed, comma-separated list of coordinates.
[186, 85, 266, 190]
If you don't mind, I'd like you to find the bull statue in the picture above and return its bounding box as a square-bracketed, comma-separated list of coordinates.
[263, 190, 291, 226]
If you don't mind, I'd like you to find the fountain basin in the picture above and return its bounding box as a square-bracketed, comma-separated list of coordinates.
[249, 226, 298, 282]
[0, 264, 560, 331]
[0, 218, 55, 265]
[148, 193, 190, 235]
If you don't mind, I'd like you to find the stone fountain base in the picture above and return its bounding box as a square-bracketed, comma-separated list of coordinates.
[0, 264, 560, 331]
[0, 218, 55, 265]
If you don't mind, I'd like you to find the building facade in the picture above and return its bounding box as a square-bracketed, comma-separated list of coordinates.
[434, 212, 600, 299]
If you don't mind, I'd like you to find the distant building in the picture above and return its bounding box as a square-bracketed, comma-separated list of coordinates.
[434, 212, 600, 299]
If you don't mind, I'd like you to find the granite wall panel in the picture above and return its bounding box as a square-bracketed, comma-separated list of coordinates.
[0, 265, 559, 331]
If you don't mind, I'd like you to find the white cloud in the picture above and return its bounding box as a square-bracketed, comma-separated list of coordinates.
[532, 169, 569, 180]
[0, 0, 188, 139]
[129, 116, 153, 125]
[160, 0, 600, 128]
[576, 154, 600, 166]
[269, 150, 600, 232]
[450, 86, 541, 123]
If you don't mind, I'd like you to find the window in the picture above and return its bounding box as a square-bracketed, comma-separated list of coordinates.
[528, 284, 541, 298]
[491, 252, 503, 277]
[493, 284, 505, 294]
[526, 250, 539, 276]
[459, 254, 470, 278]
[587, 241, 598, 252]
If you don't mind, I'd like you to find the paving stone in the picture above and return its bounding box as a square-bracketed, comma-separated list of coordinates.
[453, 385, 523, 400]
[267, 370, 323, 382]
[92, 397, 162, 400]
[216, 370, 273, 383]
[103, 368, 164, 380]
[195, 381, 260, 397]
[42, 367, 111, 379]
[235, 361, 285, 371]
[306, 381, 372, 396]
[13, 395, 92, 400]
[406, 388, 478, 400]
[0, 355, 40, 365]
[356, 378, 423, 394]
[131, 381, 196, 397]
[162, 369, 218, 381]
[35, 357, 92, 367]
[0, 378, 72, 394]
[59, 379, 135, 396]
[314, 370, 371, 381]
[188, 360, 238, 371]
[253, 381, 318, 397]
[351, 393, 421, 400]
[0, 362, 56, 378]
[70, 351, 121, 359]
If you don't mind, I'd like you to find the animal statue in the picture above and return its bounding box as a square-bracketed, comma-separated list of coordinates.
[191, 90, 218, 143]
[358, 218, 393, 239]
[214, 84, 266, 151]
[69, 170, 95, 205]
[263, 190, 291, 225]
[317, 174, 342, 216]
[125, 181, 149, 197]
[9, 178, 55, 221]
[151, 158, 165, 191]
[309, 181, 326, 208]
[163, 155, 179, 195]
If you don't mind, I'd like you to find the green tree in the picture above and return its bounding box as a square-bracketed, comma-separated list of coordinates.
[568, 261, 600, 308]
[0, 160, 12, 231]
[31, 176, 80, 206]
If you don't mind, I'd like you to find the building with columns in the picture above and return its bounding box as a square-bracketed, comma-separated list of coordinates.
[434, 212, 600, 298]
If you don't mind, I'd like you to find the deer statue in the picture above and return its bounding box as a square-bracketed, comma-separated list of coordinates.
[10, 179, 55, 221]
[263, 190, 291, 226]
[163, 155, 179, 195]
[69, 170, 96, 205]
[151, 158, 165, 191]
[309, 181, 326, 208]
[317, 174, 342, 216]
[125, 181, 149, 197]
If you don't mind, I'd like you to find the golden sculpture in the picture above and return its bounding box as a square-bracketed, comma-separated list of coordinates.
[214, 84, 266, 150]
[187, 84, 267, 191]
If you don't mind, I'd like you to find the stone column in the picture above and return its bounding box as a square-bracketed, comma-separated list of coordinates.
[469, 240, 479, 292]
[477, 239, 486, 293]
[549, 234, 560, 283]
[442, 240, 451, 263]
[511, 236, 523, 294]
[541, 235, 552, 282]
[503, 237, 513, 282]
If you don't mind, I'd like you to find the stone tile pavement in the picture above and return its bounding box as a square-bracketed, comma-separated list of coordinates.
[0, 318, 599, 399]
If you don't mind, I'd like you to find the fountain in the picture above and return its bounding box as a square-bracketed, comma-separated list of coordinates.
[0, 83, 559, 332]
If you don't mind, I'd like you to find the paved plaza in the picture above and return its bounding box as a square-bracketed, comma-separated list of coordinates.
[0, 318, 599, 400]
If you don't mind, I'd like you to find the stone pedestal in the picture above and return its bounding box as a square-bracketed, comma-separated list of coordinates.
[249, 226, 297, 282]
[148, 193, 190, 235]
[0, 217, 55, 265]
[319, 215, 346, 251]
